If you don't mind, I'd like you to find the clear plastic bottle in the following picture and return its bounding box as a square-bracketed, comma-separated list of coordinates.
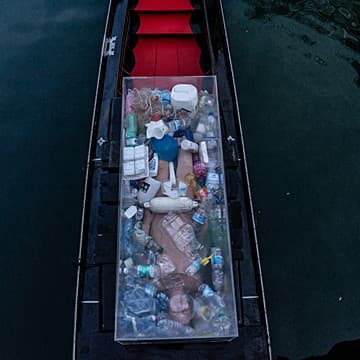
[120, 216, 135, 259]
[161, 213, 202, 256]
[133, 314, 157, 336]
[144, 237, 164, 255]
[194, 112, 217, 142]
[198, 92, 216, 114]
[117, 314, 135, 336]
[157, 319, 195, 336]
[192, 206, 207, 225]
[211, 247, 224, 292]
[192, 296, 213, 335]
[124, 264, 160, 279]
[167, 117, 192, 133]
[155, 291, 169, 313]
[198, 284, 225, 311]
[206, 139, 218, 168]
[122, 180, 138, 208]
[191, 206, 207, 242]
[212, 313, 232, 335]
[185, 258, 202, 276]
[124, 286, 156, 316]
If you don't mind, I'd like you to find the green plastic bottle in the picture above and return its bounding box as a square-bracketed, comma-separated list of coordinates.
[125, 113, 138, 146]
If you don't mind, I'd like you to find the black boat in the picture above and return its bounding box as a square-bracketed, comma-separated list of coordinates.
[73, 0, 271, 358]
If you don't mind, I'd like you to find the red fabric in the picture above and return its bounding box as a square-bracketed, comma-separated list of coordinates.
[135, 0, 193, 12]
[131, 36, 203, 77]
[137, 13, 192, 35]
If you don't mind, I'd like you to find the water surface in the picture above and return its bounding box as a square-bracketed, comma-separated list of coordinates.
[1, 0, 360, 359]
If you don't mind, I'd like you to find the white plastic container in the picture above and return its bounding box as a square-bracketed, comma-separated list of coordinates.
[170, 84, 198, 112]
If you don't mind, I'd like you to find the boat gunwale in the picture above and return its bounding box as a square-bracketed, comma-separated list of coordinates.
[72, 1, 122, 358]
[216, 0, 272, 356]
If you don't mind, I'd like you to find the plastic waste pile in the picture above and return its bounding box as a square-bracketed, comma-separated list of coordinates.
[117, 83, 235, 340]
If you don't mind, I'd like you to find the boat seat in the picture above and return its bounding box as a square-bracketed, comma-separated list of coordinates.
[136, 13, 193, 35]
[134, 0, 195, 12]
[131, 36, 203, 76]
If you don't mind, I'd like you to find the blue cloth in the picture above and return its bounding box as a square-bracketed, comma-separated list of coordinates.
[151, 135, 179, 162]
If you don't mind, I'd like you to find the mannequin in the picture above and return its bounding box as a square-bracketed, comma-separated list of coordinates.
[142, 149, 207, 325]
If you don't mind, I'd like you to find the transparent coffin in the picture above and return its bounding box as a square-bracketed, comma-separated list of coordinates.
[115, 76, 239, 343]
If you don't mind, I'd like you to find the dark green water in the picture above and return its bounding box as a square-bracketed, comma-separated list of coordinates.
[1, 1, 359, 359]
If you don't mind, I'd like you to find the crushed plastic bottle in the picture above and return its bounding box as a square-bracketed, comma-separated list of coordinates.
[133, 315, 157, 336]
[124, 286, 156, 316]
[212, 313, 232, 335]
[211, 247, 224, 292]
[192, 297, 213, 335]
[117, 313, 135, 336]
[157, 319, 195, 336]
[198, 284, 225, 312]
[161, 213, 203, 256]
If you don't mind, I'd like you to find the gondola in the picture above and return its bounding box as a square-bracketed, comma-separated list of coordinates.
[73, 0, 271, 358]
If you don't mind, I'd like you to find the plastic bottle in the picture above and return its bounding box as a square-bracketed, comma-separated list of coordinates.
[124, 286, 156, 316]
[122, 180, 137, 208]
[205, 166, 223, 193]
[124, 264, 160, 279]
[211, 247, 224, 292]
[199, 92, 216, 113]
[132, 222, 163, 255]
[185, 258, 202, 276]
[192, 206, 207, 225]
[166, 117, 192, 133]
[198, 284, 225, 311]
[194, 112, 217, 142]
[133, 315, 157, 336]
[120, 216, 135, 259]
[191, 205, 207, 241]
[181, 139, 199, 153]
[206, 139, 218, 167]
[145, 238, 164, 255]
[117, 314, 135, 336]
[204, 205, 226, 248]
[207, 113, 217, 135]
[157, 319, 195, 336]
[155, 291, 169, 313]
[125, 113, 138, 146]
[212, 313, 232, 335]
[192, 296, 213, 335]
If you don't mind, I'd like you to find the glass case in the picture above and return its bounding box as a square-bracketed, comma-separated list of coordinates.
[115, 76, 239, 343]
